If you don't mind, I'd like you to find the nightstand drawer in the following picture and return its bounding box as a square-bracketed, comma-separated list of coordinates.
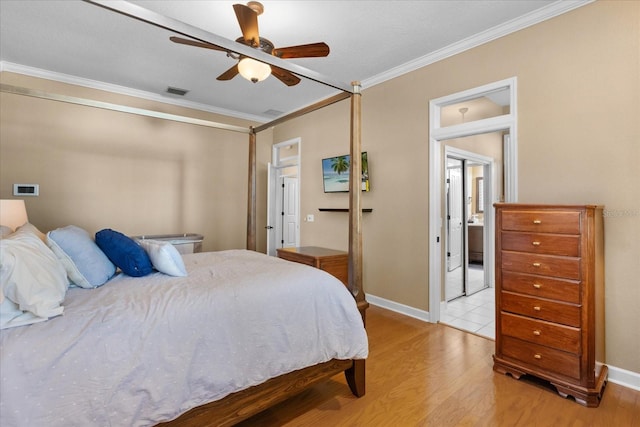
[501, 251, 580, 280]
[277, 247, 348, 287]
[501, 336, 581, 380]
[501, 312, 580, 353]
[317, 258, 349, 286]
[501, 232, 580, 257]
[502, 271, 580, 304]
[500, 210, 581, 234]
[501, 291, 581, 327]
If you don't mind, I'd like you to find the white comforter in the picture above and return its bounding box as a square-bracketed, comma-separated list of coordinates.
[0, 250, 368, 426]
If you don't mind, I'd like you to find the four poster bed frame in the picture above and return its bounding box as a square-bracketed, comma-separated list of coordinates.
[1, 1, 368, 425]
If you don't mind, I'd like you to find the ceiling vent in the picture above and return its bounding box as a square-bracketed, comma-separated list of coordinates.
[166, 86, 189, 96]
[263, 109, 284, 117]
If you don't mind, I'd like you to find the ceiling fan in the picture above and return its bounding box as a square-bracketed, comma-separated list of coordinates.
[170, 1, 330, 86]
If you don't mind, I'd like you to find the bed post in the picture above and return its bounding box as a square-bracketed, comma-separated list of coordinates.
[247, 128, 257, 251]
[346, 81, 367, 397]
[348, 82, 367, 315]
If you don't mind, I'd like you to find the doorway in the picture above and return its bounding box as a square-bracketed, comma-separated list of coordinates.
[441, 144, 496, 338]
[445, 154, 490, 302]
[428, 77, 518, 331]
[267, 138, 301, 256]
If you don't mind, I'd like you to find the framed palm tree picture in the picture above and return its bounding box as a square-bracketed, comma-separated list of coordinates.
[322, 152, 370, 193]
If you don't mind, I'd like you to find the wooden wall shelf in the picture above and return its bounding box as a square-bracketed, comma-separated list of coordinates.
[318, 208, 373, 213]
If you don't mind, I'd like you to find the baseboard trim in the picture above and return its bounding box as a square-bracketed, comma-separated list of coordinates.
[367, 294, 430, 322]
[606, 364, 640, 392]
[368, 294, 640, 392]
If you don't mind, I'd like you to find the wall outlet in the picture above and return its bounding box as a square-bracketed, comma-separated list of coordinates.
[306, 214, 314, 222]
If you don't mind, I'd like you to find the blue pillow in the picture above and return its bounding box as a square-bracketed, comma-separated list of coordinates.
[47, 225, 116, 288]
[95, 229, 153, 277]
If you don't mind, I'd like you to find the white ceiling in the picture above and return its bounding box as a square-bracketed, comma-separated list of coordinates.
[0, 1, 590, 123]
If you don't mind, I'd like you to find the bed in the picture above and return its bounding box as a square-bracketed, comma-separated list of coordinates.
[0, 231, 368, 426]
[1, 2, 368, 425]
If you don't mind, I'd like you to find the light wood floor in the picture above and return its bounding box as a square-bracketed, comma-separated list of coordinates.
[238, 305, 640, 426]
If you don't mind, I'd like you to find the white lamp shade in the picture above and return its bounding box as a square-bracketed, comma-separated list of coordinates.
[238, 57, 271, 83]
[0, 199, 29, 231]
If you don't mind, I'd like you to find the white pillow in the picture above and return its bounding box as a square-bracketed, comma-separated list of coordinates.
[17, 222, 47, 242]
[0, 297, 48, 329]
[0, 225, 13, 239]
[47, 225, 116, 288]
[137, 239, 187, 277]
[0, 227, 68, 328]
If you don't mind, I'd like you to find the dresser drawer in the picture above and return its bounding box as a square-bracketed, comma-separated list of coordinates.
[501, 336, 581, 380]
[502, 271, 580, 304]
[501, 291, 581, 327]
[500, 210, 581, 234]
[501, 312, 580, 353]
[502, 251, 581, 280]
[501, 232, 580, 257]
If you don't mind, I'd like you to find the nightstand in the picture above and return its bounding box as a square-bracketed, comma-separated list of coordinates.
[276, 246, 348, 286]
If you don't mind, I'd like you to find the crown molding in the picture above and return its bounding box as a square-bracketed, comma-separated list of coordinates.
[1, 1, 593, 121]
[362, 0, 595, 89]
[0, 61, 268, 123]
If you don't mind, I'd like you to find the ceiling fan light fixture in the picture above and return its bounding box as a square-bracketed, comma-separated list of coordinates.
[238, 57, 271, 83]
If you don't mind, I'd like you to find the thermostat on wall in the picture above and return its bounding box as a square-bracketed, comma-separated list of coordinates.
[13, 184, 39, 196]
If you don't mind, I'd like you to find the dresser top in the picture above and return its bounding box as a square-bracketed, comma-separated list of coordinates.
[277, 246, 347, 257]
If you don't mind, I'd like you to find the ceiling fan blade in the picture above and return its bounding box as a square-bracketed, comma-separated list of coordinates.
[271, 66, 301, 86]
[233, 3, 260, 47]
[170, 36, 228, 52]
[272, 42, 330, 59]
[217, 64, 239, 81]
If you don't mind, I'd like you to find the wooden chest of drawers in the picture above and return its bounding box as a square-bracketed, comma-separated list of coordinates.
[493, 204, 607, 407]
[276, 246, 348, 286]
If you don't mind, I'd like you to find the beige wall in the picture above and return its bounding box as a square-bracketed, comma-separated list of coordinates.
[273, 1, 640, 373]
[0, 72, 272, 253]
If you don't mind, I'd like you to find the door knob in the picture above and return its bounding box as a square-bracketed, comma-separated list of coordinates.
[265, 225, 274, 229]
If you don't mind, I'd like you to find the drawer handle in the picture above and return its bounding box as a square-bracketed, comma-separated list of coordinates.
[534, 354, 542, 359]
[533, 283, 542, 289]
[533, 220, 542, 224]
[533, 306, 541, 311]
[532, 262, 541, 267]
[533, 330, 541, 336]
[532, 241, 541, 246]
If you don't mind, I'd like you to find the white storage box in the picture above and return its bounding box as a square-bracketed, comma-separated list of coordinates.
[134, 234, 203, 254]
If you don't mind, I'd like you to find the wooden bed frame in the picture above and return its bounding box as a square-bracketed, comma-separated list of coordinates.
[158, 86, 368, 427]
[160, 93, 367, 426]
[2, 3, 369, 426]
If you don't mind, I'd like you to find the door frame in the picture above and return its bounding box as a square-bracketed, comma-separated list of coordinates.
[267, 138, 301, 256]
[428, 77, 518, 323]
[444, 146, 495, 302]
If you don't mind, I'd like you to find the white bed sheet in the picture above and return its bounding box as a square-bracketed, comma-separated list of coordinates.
[0, 250, 368, 426]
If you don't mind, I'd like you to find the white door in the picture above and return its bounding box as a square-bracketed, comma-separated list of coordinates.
[447, 162, 463, 272]
[282, 176, 298, 247]
[266, 138, 301, 256]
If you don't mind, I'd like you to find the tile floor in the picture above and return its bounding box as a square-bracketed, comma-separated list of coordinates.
[440, 286, 495, 340]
